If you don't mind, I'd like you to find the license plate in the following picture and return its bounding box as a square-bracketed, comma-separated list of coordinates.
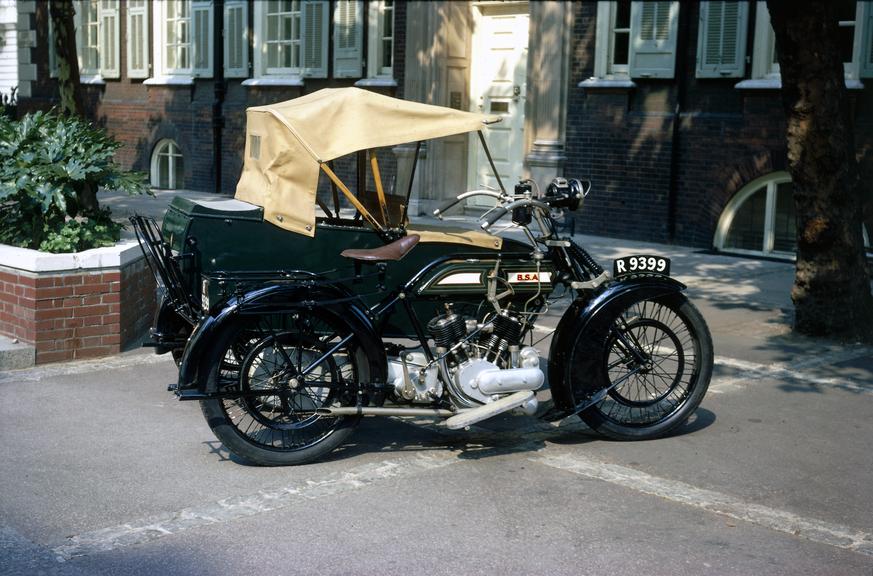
[613, 255, 671, 278]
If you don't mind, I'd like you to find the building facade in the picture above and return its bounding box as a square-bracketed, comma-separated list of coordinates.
[13, 0, 873, 257]
[0, 0, 16, 99]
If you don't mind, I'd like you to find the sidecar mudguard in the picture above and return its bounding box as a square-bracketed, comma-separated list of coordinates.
[175, 282, 387, 397]
[547, 275, 686, 415]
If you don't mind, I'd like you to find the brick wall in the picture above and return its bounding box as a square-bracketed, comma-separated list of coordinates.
[0, 257, 156, 364]
[19, 0, 407, 197]
[565, 2, 871, 249]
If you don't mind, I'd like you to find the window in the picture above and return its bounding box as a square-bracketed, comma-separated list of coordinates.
[249, 0, 328, 83]
[333, 0, 363, 78]
[224, 0, 248, 78]
[696, 1, 749, 78]
[751, 1, 872, 84]
[715, 173, 871, 256]
[126, 0, 149, 78]
[593, 1, 679, 80]
[151, 140, 184, 190]
[74, 0, 119, 79]
[149, 0, 213, 81]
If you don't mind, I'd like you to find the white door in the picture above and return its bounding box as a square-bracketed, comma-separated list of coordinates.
[469, 5, 529, 206]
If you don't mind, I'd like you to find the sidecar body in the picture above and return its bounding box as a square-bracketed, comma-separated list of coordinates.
[138, 88, 554, 351]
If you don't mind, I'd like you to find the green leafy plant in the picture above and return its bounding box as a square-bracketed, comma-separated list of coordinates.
[0, 111, 149, 252]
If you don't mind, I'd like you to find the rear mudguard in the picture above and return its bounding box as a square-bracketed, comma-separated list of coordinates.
[548, 275, 687, 414]
[176, 282, 388, 396]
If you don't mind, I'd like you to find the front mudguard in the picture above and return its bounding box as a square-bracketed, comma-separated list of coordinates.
[175, 282, 388, 398]
[548, 275, 687, 414]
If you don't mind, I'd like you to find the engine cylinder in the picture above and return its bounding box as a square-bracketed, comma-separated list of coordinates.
[484, 313, 522, 363]
[427, 313, 466, 348]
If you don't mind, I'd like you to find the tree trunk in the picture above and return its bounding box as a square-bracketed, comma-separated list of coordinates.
[48, 0, 84, 117]
[767, 0, 873, 341]
[49, 1, 100, 215]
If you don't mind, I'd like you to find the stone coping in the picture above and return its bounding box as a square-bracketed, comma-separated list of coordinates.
[0, 241, 143, 274]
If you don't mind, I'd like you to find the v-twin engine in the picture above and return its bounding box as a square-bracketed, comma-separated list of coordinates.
[427, 308, 544, 410]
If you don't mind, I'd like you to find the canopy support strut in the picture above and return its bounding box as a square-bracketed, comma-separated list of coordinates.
[320, 162, 385, 232]
[369, 150, 390, 226]
[400, 141, 422, 225]
[478, 131, 505, 193]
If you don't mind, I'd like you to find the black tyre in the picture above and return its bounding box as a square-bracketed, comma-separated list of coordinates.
[579, 293, 713, 440]
[200, 310, 366, 466]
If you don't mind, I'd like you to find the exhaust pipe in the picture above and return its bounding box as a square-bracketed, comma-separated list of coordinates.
[317, 407, 457, 418]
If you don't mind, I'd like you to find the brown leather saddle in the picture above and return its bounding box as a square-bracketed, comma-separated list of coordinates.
[340, 234, 420, 263]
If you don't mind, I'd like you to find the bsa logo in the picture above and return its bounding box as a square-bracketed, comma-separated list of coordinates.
[509, 272, 552, 284]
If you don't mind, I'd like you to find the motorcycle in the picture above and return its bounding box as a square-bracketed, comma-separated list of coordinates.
[132, 87, 713, 466]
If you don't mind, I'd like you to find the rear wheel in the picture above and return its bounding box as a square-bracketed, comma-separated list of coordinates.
[579, 294, 713, 440]
[201, 310, 366, 466]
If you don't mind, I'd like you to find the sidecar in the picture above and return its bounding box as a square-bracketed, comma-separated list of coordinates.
[134, 87, 543, 356]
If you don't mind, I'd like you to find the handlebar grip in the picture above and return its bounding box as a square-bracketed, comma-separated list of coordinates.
[480, 207, 508, 230]
[433, 198, 461, 219]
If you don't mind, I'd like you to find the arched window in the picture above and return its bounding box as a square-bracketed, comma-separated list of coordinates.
[150, 139, 184, 190]
[715, 172, 869, 257]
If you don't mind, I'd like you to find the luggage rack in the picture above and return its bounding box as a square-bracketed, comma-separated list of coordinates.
[130, 215, 200, 325]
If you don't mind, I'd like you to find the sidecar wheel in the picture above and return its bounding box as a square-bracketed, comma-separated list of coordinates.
[579, 294, 713, 440]
[201, 313, 367, 466]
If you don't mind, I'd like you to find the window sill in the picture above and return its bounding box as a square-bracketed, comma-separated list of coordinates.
[578, 77, 637, 90]
[79, 74, 106, 85]
[354, 77, 397, 88]
[735, 78, 864, 90]
[143, 75, 196, 86]
[241, 77, 304, 87]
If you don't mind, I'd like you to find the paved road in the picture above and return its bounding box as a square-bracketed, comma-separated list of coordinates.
[1, 236, 872, 576]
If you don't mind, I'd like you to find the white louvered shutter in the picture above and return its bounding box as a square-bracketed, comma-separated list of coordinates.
[629, 1, 679, 78]
[126, 0, 149, 78]
[302, 0, 329, 78]
[224, 1, 248, 78]
[863, 3, 873, 77]
[99, 0, 120, 78]
[696, 1, 748, 78]
[333, 0, 363, 78]
[192, 1, 214, 77]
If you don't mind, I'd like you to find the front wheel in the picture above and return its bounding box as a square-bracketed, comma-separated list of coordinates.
[579, 293, 713, 440]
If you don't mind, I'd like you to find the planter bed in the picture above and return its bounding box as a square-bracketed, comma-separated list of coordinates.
[0, 241, 155, 365]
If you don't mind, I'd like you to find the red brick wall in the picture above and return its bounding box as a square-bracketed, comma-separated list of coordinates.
[0, 258, 156, 364]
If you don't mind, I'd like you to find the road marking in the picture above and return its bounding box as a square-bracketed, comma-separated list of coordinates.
[534, 450, 873, 557]
[52, 453, 457, 561]
[711, 348, 873, 395]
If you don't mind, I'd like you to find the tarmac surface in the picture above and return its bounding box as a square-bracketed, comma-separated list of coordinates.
[1, 191, 872, 575]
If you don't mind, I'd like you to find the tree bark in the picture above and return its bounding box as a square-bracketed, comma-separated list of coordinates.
[767, 0, 873, 341]
[49, 0, 84, 117]
[48, 0, 100, 215]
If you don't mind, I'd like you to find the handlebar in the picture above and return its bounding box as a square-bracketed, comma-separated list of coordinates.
[433, 190, 505, 219]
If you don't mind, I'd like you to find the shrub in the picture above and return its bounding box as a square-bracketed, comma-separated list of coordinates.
[0, 111, 149, 253]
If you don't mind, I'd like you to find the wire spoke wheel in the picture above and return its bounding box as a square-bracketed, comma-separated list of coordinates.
[579, 294, 713, 440]
[201, 309, 367, 466]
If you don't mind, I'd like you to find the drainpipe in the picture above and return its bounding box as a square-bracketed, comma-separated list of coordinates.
[213, 0, 225, 194]
[667, 2, 690, 242]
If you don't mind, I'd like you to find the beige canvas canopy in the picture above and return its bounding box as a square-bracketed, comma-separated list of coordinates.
[235, 87, 500, 236]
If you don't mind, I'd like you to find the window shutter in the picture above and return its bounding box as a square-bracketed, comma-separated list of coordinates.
[224, 1, 248, 78]
[302, 0, 328, 78]
[192, 1, 213, 77]
[333, 0, 363, 78]
[629, 1, 679, 78]
[696, 1, 748, 78]
[126, 0, 149, 78]
[99, 0, 120, 78]
[863, 3, 873, 77]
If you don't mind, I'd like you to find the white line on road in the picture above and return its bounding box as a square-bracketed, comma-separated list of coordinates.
[711, 348, 873, 395]
[534, 450, 873, 557]
[52, 453, 457, 561]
